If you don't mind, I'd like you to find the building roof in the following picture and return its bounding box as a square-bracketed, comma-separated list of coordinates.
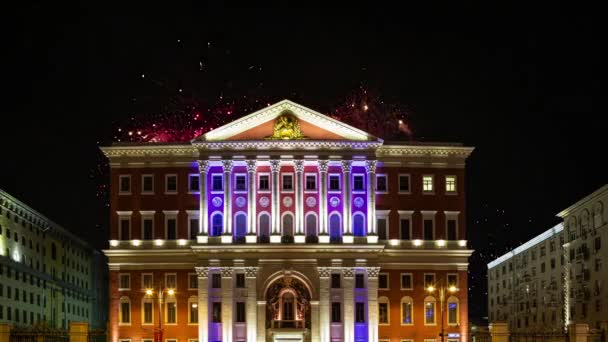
[557, 184, 608, 218]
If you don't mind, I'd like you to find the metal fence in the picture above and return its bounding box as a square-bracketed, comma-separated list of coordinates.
[87, 329, 107, 342]
[509, 332, 568, 342]
[471, 331, 492, 342]
[9, 332, 69, 342]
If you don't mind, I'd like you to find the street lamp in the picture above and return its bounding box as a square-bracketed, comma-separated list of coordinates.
[427, 280, 458, 342]
[145, 284, 175, 342]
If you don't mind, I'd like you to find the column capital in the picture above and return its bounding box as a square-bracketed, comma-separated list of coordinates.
[246, 159, 257, 172]
[318, 267, 332, 278]
[318, 160, 329, 172]
[366, 266, 381, 278]
[245, 267, 259, 278]
[270, 159, 281, 172]
[197, 160, 210, 173]
[342, 267, 354, 278]
[293, 159, 305, 172]
[195, 266, 209, 278]
[222, 159, 234, 172]
[341, 160, 353, 172]
[365, 160, 377, 173]
[221, 267, 234, 278]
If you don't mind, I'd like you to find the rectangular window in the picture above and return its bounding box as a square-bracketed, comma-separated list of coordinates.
[541, 262, 546, 273]
[424, 273, 435, 288]
[189, 218, 199, 240]
[212, 274, 221, 288]
[212, 174, 223, 191]
[595, 237, 601, 251]
[212, 302, 221, 322]
[143, 302, 153, 324]
[120, 219, 130, 240]
[189, 301, 198, 323]
[166, 302, 176, 323]
[236, 273, 245, 288]
[119, 274, 130, 290]
[165, 274, 177, 289]
[143, 218, 153, 240]
[166, 218, 177, 240]
[331, 274, 341, 288]
[355, 302, 365, 323]
[165, 175, 177, 193]
[401, 273, 412, 290]
[305, 175, 316, 191]
[119, 175, 131, 194]
[447, 219, 457, 240]
[258, 175, 269, 191]
[398, 174, 410, 193]
[379, 302, 389, 324]
[422, 175, 434, 193]
[329, 175, 340, 191]
[142, 274, 153, 289]
[189, 174, 200, 192]
[447, 274, 458, 287]
[236, 302, 246, 323]
[445, 175, 456, 193]
[376, 174, 387, 193]
[423, 219, 434, 240]
[282, 174, 293, 191]
[379, 273, 389, 289]
[142, 175, 154, 193]
[353, 175, 364, 191]
[189, 274, 198, 290]
[355, 274, 365, 288]
[235, 175, 246, 191]
[120, 301, 130, 324]
[377, 217, 388, 240]
[400, 219, 411, 240]
[331, 302, 341, 322]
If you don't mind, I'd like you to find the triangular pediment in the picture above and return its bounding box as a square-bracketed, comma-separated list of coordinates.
[194, 100, 381, 142]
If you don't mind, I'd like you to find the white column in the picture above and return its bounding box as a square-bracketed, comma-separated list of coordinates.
[221, 267, 233, 342]
[343, 267, 354, 342]
[197, 161, 210, 243]
[246, 160, 257, 243]
[270, 159, 281, 241]
[311, 300, 320, 342]
[318, 160, 329, 242]
[294, 159, 305, 242]
[245, 267, 258, 342]
[318, 267, 331, 342]
[195, 267, 209, 342]
[365, 160, 377, 243]
[257, 300, 266, 342]
[367, 267, 380, 342]
[342, 160, 353, 242]
[222, 160, 234, 240]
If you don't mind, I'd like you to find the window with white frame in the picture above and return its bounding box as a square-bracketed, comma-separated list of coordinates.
[401, 273, 412, 290]
[305, 174, 317, 191]
[166, 300, 177, 324]
[401, 296, 413, 325]
[447, 273, 458, 288]
[448, 296, 459, 325]
[376, 174, 388, 193]
[119, 297, 130, 324]
[165, 273, 177, 289]
[165, 174, 178, 193]
[328, 174, 340, 191]
[188, 297, 198, 324]
[398, 174, 410, 193]
[378, 273, 389, 289]
[119, 175, 131, 194]
[211, 174, 223, 191]
[142, 273, 153, 289]
[353, 174, 364, 191]
[258, 174, 270, 191]
[423, 215, 435, 240]
[376, 210, 390, 240]
[424, 273, 436, 288]
[165, 216, 177, 240]
[424, 296, 436, 325]
[142, 299, 153, 324]
[445, 175, 457, 193]
[188, 174, 200, 193]
[422, 175, 434, 193]
[141, 215, 154, 240]
[446, 214, 458, 241]
[236, 301, 246, 323]
[142, 174, 154, 194]
[398, 211, 413, 240]
[188, 273, 198, 290]
[378, 296, 389, 324]
[119, 217, 131, 240]
[235, 174, 247, 192]
[189, 217, 199, 240]
[119, 274, 130, 290]
[282, 174, 293, 191]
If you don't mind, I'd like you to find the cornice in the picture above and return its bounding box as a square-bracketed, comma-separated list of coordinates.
[193, 140, 383, 151]
[377, 145, 474, 158]
[100, 145, 198, 158]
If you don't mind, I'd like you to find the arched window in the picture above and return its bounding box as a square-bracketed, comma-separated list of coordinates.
[353, 213, 366, 237]
[305, 213, 317, 237]
[329, 213, 341, 242]
[593, 201, 604, 229]
[282, 213, 294, 237]
[188, 296, 199, 324]
[210, 212, 223, 236]
[234, 212, 247, 239]
[424, 296, 436, 325]
[447, 296, 459, 325]
[401, 296, 413, 325]
[378, 296, 390, 325]
[259, 213, 270, 240]
[119, 296, 131, 325]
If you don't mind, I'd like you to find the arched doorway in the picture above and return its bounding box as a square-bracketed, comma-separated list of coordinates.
[266, 276, 311, 331]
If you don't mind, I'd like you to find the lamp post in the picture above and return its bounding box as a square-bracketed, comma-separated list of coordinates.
[427, 280, 458, 342]
[145, 284, 175, 342]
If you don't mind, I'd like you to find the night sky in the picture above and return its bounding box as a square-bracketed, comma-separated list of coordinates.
[4, 3, 604, 324]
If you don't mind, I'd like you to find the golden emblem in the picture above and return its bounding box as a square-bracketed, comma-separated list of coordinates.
[267, 111, 306, 140]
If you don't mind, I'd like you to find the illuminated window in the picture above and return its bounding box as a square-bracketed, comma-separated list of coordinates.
[401, 296, 413, 325]
[424, 296, 436, 325]
[422, 175, 434, 193]
[119, 175, 131, 194]
[445, 175, 456, 193]
[378, 297, 389, 324]
[398, 174, 410, 193]
[142, 300, 153, 324]
[211, 213, 223, 236]
[448, 296, 459, 325]
[119, 297, 131, 324]
[353, 213, 365, 237]
[235, 174, 246, 191]
[166, 301, 176, 324]
[188, 174, 200, 193]
[165, 174, 177, 193]
[189, 297, 198, 324]
[376, 174, 388, 193]
[142, 174, 154, 193]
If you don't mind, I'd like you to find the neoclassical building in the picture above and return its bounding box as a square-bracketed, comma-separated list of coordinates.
[102, 100, 474, 342]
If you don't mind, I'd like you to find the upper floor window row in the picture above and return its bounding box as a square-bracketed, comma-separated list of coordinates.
[376, 174, 458, 195]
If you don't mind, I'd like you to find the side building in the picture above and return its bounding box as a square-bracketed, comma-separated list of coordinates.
[0, 189, 107, 330]
[488, 184, 607, 333]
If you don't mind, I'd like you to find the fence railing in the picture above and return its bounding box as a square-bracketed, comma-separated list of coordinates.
[509, 332, 568, 342]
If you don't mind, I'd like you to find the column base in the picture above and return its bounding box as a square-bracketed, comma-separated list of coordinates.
[318, 234, 330, 244]
[221, 235, 233, 244]
[343, 234, 354, 244]
[366, 235, 379, 244]
[270, 234, 282, 243]
[245, 234, 257, 243]
[294, 234, 306, 243]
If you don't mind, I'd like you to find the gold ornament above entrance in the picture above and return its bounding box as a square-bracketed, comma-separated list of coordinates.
[266, 111, 307, 140]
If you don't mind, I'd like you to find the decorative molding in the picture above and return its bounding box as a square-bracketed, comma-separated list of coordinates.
[100, 145, 197, 158]
[269, 160, 281, 172]
[195, 266, 209, 278]
[342, 267, 354, 278]
[222, 160, 234, 173]
[212, 197, 223, 208]
[195, 140, 382, 151]
[318, 267, 331, 278]
[235, 197, 247, 208]
[306, 196, 317, 208]
[366, 267, 381, 278]
[246, 159, 257, 172]
[365, 160, 377, 173]
[318, 160, 329, 172]
[293, 159, 305, 172]
[259, 197, 270, 208]
[221, 267, 234, 278]
[116, 211, 133, 217]
[245, 267, 259, 278]
[354, 197, 364, 208]
[282, 196, 293, 208]
[197, 160, 210, 173]
[377, 145, 474, 158]
[341, 160, 353, 173]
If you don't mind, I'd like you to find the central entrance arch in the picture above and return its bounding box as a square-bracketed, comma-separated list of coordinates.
[265, 274, 312, 341]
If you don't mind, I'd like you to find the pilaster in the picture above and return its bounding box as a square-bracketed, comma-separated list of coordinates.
[222, 160, 234, 239]
[245, 267, 259, 342]
[343, 267, 354, 342]
[246, 160, 258, 243]
[197, 160, 210, 243]
[221, 267, 234, 342]
[196, 267, 210, 342]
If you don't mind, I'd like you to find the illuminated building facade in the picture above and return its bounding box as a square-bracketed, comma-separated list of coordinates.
[0, 189, 107, 330]
[102, 100, 474, 342]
